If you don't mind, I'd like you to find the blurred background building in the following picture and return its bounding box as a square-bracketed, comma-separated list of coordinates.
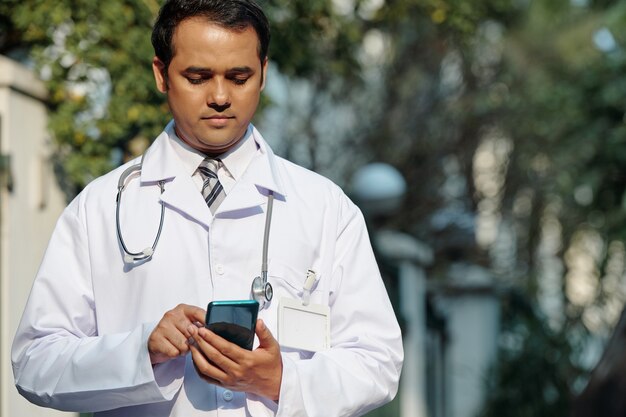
[0, 56, 71, 416]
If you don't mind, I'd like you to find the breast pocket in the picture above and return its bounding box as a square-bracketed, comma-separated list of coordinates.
[267, 233, 320, 293]
[268, 259, 311, 300]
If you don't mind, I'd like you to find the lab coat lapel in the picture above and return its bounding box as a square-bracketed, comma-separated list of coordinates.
[139, 124, 181, 183]
[139, 124, 213, 227]
[215, 128, 286, 214]
[160, 175, 212, 227]
[216, 176, 266, 213]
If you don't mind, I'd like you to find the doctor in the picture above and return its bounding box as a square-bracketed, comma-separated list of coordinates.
[12, 0, 403, 416]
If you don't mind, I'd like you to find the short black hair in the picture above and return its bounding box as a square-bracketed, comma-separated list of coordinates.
[151, 0, 270, 71]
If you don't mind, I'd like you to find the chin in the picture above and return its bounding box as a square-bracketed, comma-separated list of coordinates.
[198, 138, 238, 153]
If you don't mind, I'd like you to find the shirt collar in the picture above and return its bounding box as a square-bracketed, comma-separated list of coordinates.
[217, 126, 257, 182]
[167, 122, 256, 182]
[140, 120, 286, 197]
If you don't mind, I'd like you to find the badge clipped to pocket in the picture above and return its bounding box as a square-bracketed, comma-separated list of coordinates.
[278, 270, 330, 352]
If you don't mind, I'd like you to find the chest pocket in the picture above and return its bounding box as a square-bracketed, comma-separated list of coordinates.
[268, 259, 314, 300]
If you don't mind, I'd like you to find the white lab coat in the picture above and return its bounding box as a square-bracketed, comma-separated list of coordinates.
[12, 124, 403, 417]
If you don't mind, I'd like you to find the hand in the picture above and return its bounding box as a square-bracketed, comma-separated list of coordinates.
[148, 304, 206, 365]
[189, 319, 283, 400]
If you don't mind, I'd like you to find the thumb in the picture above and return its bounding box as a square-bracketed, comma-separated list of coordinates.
[256, 319, 277, 348]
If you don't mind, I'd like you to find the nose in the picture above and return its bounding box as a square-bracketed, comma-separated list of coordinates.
[207, 78, 230, 111]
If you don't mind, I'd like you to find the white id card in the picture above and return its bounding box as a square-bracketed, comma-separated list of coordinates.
[278, 297, 330, 352]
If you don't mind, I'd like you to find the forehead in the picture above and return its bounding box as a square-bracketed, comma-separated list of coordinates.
[171, 18, 260, 67]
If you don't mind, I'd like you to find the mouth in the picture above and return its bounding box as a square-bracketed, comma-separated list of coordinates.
[203, 114, 234, 120]
[202, 115, 234, 127]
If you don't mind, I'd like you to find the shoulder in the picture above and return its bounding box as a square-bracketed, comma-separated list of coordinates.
[252, 127, 356, 216]
[276, 155, 340, 191]
[272, 154, 347, 200]
[67, 157, 142, 217]
[270, 154, 363, 226]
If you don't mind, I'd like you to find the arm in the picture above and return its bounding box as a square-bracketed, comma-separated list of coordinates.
[276, 195, 404, 417]
[10, 200, 192, 412]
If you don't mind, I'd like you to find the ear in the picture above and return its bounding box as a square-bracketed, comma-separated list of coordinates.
[260, 58, 268, 91]
[152, 57, 168, 93]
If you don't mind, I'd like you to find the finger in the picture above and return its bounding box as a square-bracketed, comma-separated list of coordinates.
[170, 309, 203, 339]
[164, 331, 191, 355]
[190, 343, 228, 383]
[157, 321, 193, 354]
[149, 337, 182, 363]
[196, 371, 224, 387]
[181, 304, 207, 326]
[161, 308, 194, 340]
[172, 318, 195, 340]
[148, 329, 180, 355]
[255, 319, 278, 349]
[195, 327, 241, 367]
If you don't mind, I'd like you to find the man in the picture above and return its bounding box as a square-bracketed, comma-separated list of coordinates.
[12, 1, 403, 416]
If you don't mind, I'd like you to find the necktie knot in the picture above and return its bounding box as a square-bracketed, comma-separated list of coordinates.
[198, 157, 225, 213]
[198, 158, 219, 179]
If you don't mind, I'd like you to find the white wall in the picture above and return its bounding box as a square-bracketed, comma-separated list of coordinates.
[0, 55, 76, 417]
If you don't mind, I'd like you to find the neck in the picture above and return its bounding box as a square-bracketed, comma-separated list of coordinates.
[173, 125, 243, 157]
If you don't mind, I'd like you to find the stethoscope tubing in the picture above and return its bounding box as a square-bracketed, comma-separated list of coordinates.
[115, 161, 275, 305]
[115, 163, 165, 262]
[260, 191, 274, 285]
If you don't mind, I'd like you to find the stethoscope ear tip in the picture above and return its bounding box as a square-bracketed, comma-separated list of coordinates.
[124, 254, 134, 264]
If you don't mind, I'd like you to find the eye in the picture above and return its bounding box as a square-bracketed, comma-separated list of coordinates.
[232, 78, 249, 86]
[186, 77, 206, 85]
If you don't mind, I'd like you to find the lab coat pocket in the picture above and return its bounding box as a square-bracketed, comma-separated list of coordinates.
[268, 259, 321, 301]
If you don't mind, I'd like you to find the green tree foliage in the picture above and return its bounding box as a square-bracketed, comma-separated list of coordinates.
[1, 0, 365, 197]
[478, 1, 626, 414]
[4, 0, 165, 196]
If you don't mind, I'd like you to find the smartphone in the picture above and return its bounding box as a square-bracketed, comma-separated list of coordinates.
[205, 300, 259, 350]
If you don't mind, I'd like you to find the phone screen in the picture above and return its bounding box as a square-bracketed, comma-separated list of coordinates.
[205, 300, 259, 350]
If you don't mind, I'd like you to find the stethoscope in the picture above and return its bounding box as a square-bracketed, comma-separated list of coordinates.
[115, 161, 274, 307]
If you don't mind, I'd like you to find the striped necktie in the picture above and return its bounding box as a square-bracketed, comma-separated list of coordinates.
[197, 157, 226, 213]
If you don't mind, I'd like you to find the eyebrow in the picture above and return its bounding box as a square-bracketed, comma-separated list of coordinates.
[183, 66, 255, 75]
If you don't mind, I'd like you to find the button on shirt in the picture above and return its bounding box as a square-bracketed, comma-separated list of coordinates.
[222, 390, 234, 402]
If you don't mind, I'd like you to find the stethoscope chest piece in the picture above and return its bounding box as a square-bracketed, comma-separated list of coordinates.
[251, 275, 273, 308]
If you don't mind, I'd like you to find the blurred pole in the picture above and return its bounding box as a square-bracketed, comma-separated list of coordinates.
[376, 230, 432, 417]
[399, 260, 427, 416]
[352, 163, 431, 417]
